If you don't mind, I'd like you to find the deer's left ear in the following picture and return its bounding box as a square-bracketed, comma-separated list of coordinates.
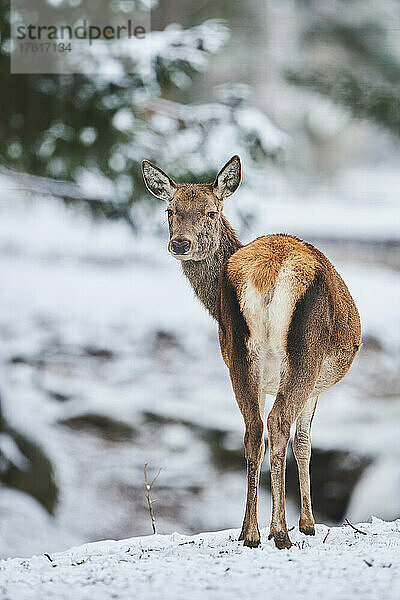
[213, 155, 241, 200]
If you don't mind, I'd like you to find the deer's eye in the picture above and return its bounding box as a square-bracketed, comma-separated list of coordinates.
[166, 209, 173, 218]
[207, 211, 217, 219]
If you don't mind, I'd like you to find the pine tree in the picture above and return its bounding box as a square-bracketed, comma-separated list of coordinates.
[0, 3, 285, 224]
[286, 0, 400, 137]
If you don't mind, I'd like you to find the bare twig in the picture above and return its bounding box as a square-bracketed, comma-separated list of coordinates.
[363, 559, 373, 567]
[322, 529, 331, 543]
[344, 518, 367, 535]
[44, 553, 53, 563]
[144, 463, 161, 535]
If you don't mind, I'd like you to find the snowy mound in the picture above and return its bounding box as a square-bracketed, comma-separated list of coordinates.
[0, 519, 399, 600]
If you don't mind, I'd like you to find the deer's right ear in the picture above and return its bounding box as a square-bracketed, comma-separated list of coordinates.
[141, 160, 177, 201]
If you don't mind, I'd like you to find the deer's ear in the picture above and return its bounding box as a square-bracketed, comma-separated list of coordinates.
[142, 160, 177, 201]
[213, 155, 241, 200]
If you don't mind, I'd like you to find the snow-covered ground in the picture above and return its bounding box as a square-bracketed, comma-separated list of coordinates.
[0, 172, 399, 560]
[1, 519, 399, 600]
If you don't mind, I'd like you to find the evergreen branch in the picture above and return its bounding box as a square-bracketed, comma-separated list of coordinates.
[286, 67, 400, 136]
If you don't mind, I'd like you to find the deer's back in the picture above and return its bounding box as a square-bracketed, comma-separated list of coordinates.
[220, 234, 361, 395]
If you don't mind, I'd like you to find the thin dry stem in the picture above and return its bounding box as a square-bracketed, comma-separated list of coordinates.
[343, 518, 367, 536]
[144, 463, 161, 535]
[322, 529, 331, 543]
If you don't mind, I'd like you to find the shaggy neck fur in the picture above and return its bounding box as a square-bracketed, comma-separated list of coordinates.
[182, 215, 242, 320]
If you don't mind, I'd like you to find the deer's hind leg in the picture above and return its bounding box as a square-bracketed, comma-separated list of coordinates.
[267, 268, 331, 549]
[293, 395, 318, 535]
[267, 365, 321, 549]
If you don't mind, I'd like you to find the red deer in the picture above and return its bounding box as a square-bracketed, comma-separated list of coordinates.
[142, 155, 361, 549]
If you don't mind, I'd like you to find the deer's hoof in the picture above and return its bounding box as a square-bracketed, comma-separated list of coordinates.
[243, 537, 261, 548]
[239, 524, 261, 547]
[268, 530, 292, 550]
[299, 525, 315, 536]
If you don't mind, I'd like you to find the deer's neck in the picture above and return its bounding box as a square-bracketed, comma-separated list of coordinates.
[182, 215, 242, 320]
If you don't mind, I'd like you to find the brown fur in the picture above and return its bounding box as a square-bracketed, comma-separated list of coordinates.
[142, 156, 361, 550]
[227, 234, 317, 296]
[228, 234, 360, 368]
[183, 215, 241, 320]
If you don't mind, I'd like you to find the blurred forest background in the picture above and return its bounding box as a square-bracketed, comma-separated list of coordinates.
[0, 0, 399, 558]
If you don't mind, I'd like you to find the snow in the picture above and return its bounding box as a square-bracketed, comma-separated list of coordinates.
[235, 104, 288, 152]
[229, 188, 400, 243]
[74, 19, 229, 80]
[0, 519, 399, 600]
[0, 489, 79, 561]
[0, 433, 29, 471]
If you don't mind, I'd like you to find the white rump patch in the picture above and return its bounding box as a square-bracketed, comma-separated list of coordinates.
[267, 269, 294, 355]
[240, 269, 295, 396]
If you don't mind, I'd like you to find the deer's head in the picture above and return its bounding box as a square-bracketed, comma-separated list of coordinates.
[142, 156, 241, 261]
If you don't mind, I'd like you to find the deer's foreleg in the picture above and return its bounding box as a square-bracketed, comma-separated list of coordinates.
[217, 272, 266, 548]
[240, 415, 264, 547]
[230, 358, 264, 548]
[293, 395, 318, 535]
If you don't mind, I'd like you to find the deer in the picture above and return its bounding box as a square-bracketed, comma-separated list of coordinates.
[142, 155, 361, 550]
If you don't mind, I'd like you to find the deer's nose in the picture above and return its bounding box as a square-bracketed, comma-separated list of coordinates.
[171, 239, 191, 255]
